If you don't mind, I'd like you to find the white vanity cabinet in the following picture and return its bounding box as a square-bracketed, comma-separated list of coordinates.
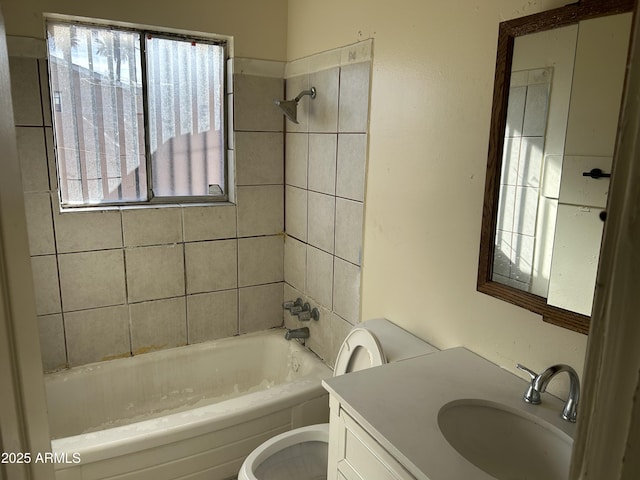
[323, 348, 577, 480]
[327, 396, 416, 480]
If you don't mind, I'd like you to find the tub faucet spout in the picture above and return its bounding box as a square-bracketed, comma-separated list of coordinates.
[517, 363, 580, 422]
[285, 327, 309, 340]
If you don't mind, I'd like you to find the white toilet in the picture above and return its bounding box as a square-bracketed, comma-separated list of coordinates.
[238, 318, 438, 480]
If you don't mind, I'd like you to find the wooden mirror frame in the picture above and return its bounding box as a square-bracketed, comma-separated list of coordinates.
[478, 0, 634, 335]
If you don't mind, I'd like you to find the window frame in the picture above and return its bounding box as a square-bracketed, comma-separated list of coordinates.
[44, 14, 231, 209]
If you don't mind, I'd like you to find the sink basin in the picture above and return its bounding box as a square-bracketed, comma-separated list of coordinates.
[438, 399, 572, 480]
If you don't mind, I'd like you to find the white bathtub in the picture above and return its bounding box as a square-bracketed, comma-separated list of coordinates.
[45, 329, 332, 480]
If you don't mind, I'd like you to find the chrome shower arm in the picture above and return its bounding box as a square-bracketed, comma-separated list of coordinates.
[294, 87, 316, 102]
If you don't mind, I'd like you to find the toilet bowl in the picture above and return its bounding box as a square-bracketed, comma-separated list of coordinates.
[238, 318, 437, 480]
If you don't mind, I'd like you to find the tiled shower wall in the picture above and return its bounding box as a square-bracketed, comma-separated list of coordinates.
[9, 37, 286, 371]
[283, 41, 372, 366]
[10, 36, 371, 372]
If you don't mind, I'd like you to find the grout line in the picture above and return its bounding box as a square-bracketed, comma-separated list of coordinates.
[117, 209, 134, 357]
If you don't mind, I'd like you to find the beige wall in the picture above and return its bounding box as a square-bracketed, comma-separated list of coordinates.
[288, 0, 588, 390]
[2, 0, 288, 60]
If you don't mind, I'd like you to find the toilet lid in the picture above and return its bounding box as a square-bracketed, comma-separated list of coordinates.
[334, 328, 386, 376]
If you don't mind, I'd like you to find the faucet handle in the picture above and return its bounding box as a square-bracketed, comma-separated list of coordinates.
[297, 304, 320, 321]
[516, 364, 541, 405]
[284, 298, 304, 313]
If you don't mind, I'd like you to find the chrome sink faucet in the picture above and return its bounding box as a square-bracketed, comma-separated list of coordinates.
[516, 363, 580, 423]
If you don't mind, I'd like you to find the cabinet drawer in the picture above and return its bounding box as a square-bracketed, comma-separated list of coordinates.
[341, 410, 415, 480]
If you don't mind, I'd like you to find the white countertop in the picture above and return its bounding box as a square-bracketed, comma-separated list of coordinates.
[323, 347, 576, 480]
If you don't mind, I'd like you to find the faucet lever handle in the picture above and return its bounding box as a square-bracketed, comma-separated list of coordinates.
[285, 298, 304, 313]
[516, 363, 538, 380]
[297, 305, 320, 321]
[516, 364, 541, 404]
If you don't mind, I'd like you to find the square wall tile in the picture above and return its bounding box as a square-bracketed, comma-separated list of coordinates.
[39, 59, 52, 127]
[23, 192, 55, 256]
[185, 239, 238, 294]
[9, 57, 42, 126]
[234, 74, 284, 132]
[187, 290, 238, 343]
[284, 235, 306, 291]
[122, 207, 182, 247]
[237, 185, 283, 237]
[333, 258, 361, 325]
[518, 136, 544, 188]
[235, 132, 284, 185]
[59, 250, 126, 312]
[306, 246, 333, 308]
[335, 198, 363, 265]
[183, 205, 237, 242]
[338, 62, 371, 133]
[336, 134, 367, 201]
[37, 314, 66, 372]
[304, 302, 333, 363]
[506, 86, 526, 137]
[309, 67, 339, 133]
[511, 234, 535, 283]
[54, 206, 123, 253]
[285, 75, 310, 133]
[125, 244, 185, 303]
[307, 191, 335, 254]
[130, 297, 187, 354]
[501, 137, 522, 186]
[239, 282, 284, 334]
[328, 314, 353, 368]
[308, 134, 337, 195]
[513, 186, 538, 236]
[65, 305, 131, 366]
[285, 186, 307, 242]
[16, 127, 48, 192]
[283, 283, 302, 330]
[238, 235, 284, 287]
[285, 133, 309, 188]
[493, 230, 512, 278]
[30, 255, 61, 315]
[523, 83, 550, 137]
[497, 185, 516, 232]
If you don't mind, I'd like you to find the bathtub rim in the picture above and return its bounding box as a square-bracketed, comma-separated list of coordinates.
[44, 327, 313, 380]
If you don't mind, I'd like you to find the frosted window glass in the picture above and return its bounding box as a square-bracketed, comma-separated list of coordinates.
[47, 23, 145, 205]
[146, 37, 225, 198]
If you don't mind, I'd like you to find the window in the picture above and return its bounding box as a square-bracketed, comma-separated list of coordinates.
[46, 19, 227, 207]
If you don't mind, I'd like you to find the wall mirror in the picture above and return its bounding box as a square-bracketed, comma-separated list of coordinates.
[478, 0, 634, 334]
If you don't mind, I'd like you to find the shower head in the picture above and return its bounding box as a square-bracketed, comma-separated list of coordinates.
[274, 87, 316, 124]
[274, 99, 300, 124]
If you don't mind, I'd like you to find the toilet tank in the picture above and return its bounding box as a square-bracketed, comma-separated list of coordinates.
[359, 318, 438, 363]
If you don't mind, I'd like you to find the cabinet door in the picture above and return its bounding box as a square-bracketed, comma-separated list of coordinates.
[329, 401, 416, 480]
